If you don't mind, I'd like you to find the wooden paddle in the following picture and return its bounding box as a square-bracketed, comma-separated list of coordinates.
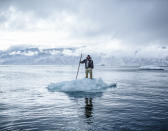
[76, 53, 82, 80]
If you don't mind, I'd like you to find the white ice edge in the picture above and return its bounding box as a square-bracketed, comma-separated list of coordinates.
[47, 78, 116, 92]
[139, 65, 164, 70]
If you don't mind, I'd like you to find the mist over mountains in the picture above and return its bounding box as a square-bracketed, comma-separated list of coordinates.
[0, 46, 167, 66]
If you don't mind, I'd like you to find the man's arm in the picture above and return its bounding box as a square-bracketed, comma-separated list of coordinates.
[91, 60, 94, 69]
[80, 59, 86, 64]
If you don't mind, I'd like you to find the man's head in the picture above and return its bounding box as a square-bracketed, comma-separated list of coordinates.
[87, 55, 91, 60]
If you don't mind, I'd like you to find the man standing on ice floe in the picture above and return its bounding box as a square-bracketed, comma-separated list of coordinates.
[80, 55, 94, 79]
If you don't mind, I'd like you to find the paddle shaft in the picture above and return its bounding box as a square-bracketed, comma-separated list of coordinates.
[76, 53, 82, 80]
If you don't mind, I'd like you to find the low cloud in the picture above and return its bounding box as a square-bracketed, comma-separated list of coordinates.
[0, 0, 168, 54]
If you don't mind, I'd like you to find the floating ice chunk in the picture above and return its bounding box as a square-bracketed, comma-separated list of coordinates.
[139, 65, 164, 70]
[47, 78, 116, 92]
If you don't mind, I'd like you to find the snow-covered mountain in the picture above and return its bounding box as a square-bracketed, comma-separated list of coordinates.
[0, 47, 168, 66]
[0, 47, 79, 65]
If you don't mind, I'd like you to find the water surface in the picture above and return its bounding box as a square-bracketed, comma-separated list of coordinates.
[0, 65, 168, 131]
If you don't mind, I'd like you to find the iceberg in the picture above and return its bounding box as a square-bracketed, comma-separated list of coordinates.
[47, 78, 116, 92]
[139, 65, 164, 70]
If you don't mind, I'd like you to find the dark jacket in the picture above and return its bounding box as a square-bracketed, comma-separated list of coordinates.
[80, 59, 94, 69]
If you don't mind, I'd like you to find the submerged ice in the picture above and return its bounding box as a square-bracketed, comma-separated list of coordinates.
[47, 78, 116, 92]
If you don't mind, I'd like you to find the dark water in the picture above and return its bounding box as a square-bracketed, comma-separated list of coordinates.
[0, 65, 168, 131]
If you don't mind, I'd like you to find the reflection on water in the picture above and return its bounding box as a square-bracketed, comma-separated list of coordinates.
[65, 91, 103, 98]
[64, 91, 98, 125]
[85, 98, 93, 118]
[85, 98, 93, 124]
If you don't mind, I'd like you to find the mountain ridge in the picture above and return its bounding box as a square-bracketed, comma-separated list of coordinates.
[0, 47, 167, 66]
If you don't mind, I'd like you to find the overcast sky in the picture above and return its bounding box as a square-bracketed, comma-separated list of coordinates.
[0, 0, 168, 55]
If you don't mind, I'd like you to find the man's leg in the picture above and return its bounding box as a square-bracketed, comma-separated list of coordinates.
[85, 69, 88, 78]
[89, 69, 93, 79]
